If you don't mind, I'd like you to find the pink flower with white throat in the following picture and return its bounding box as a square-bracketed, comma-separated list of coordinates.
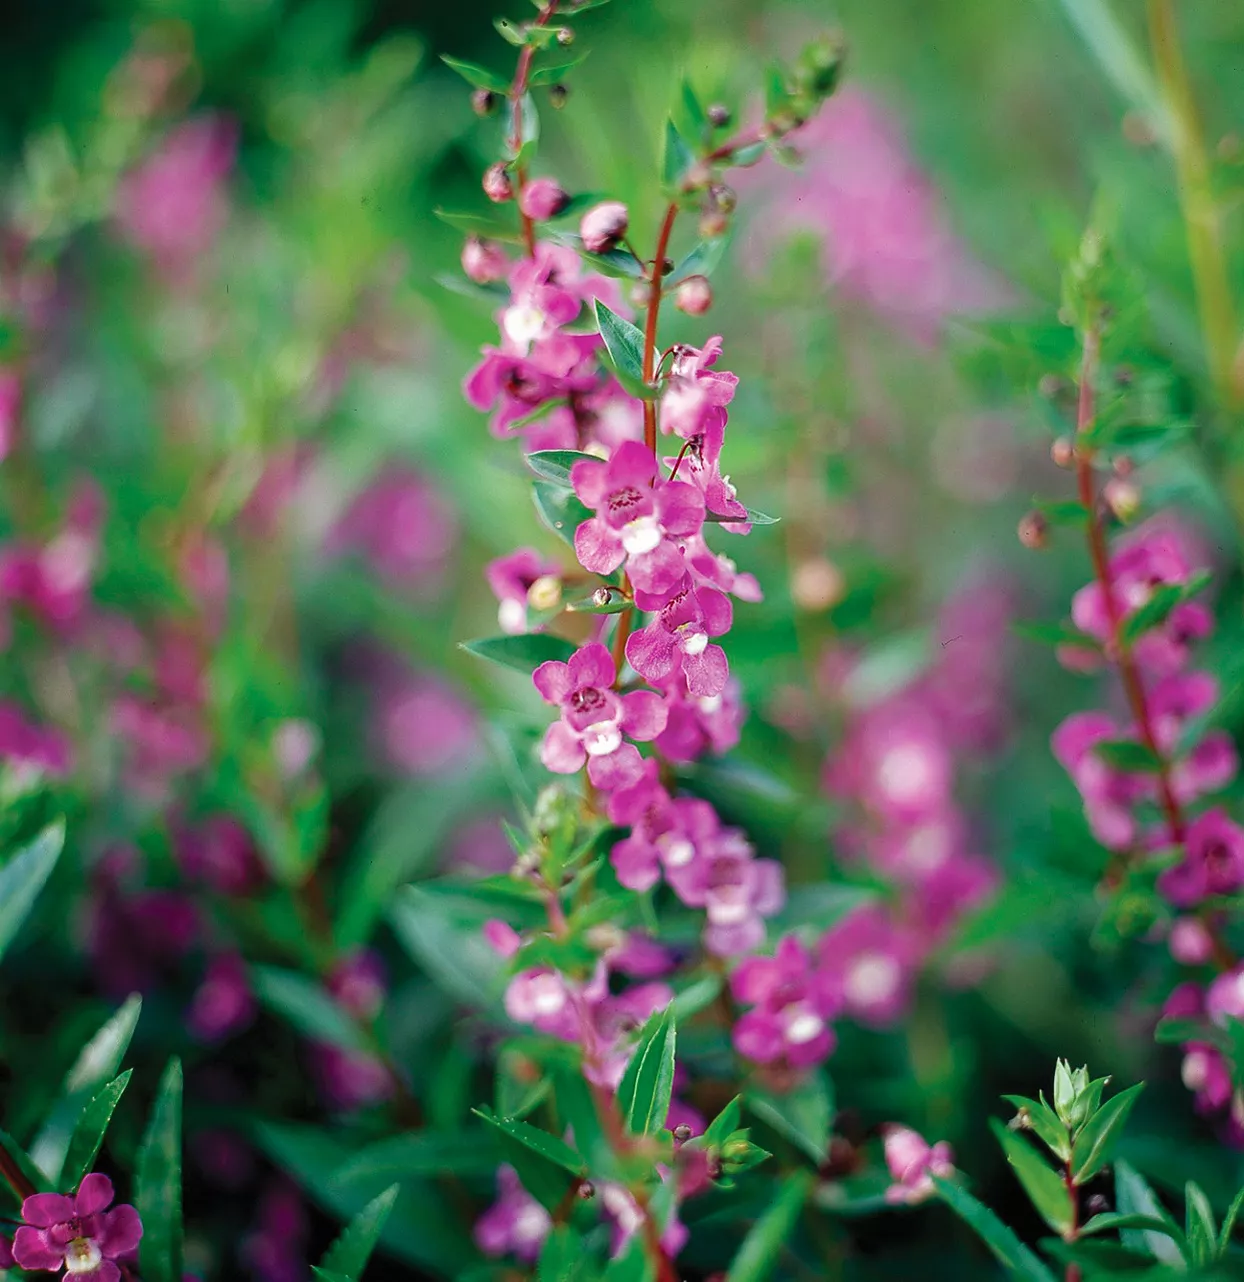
[660, 338, 738, 441]
[882, 1125, 955, 1204]
[13, 1174, 143, 1282]
[571, 441, 705, 602]
[730, 935, 841, 1068]
[533, 642, 667, 790]
[626, 576, 733, 697]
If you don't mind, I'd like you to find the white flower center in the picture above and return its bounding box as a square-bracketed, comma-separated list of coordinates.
[503, 303, 547, 351]
[621, 516, 662, 556]
[784, 1008, 825, 1045]
[680, 628, 709, 656]
[582, 721, 622, 757]
[697, 694, 723, 714]
[513, 1202, 552, 1247]
[660, 836, 695, 867]
[498, 598, 527, 634]
[1182, 1050, 1209, 1092]
[707, 890, 749, 925]
[844, 952, 901, 1007]
[876, 743, 936, 806]
[65, 1239, 104, 1275]
[529, 973, 566, 1017]
[901, 823, 951, 873]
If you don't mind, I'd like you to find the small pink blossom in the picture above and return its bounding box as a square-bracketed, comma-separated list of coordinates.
[0, 367, 20, 461]
[486, 547, 562, 634]
[731, 935, 841, 1068]
[519, 178, 570, 222]
[580, 201, 629, 253]
[462, 235, 509, 283]
[660, 338, 738, 442]
[881, 1125, 955, 1204]
[475, 1166, 551, 1263]
[816, 906, 915, 1027]
[1158, 809, 1244, 907]
[13, 1173, 143, 1282]
[187, 953, 255, 1043]
[626, 576, 733, 696]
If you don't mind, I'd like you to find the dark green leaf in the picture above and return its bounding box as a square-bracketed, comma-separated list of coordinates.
[62, 1071, 132, 1193]
[594, 300, 646, 384]
[473, 1110, 584, 1174]
[526, 449, 601, 487]
[252, 966, 368, 1052]
[0, 820, 64, 964]
[334, 1131, 499, 1185]
[460, 633, 577, 674]
[318, 1184, 399, 1280]
[1071, 1084, 1144, 1184]
[1080, 1212, 1180, 1238]
[1121, 573, 1210, 646]
[389, 886, 505, 1007]
[533, 480, 595, 545]
[668, 973, 722, 1021]
[1002, 1096, 1071, 1162]
[1092, 739, 1162, 773]
[529, 53, 589, 86]
[136, 1058, 183, 1282]
[680, 78, 707, 138]
[933, 1177, 1058, 1281]
[616, 1007, 676, 1136]
[992, 1119, 1074, 1235]
[439, 55, 511, 93]
[662, 118, 695, 189]
[1219, 1183, 1244, 1253]
[538, 1223, 589, 1281]
[1185, 1181, 1216, 1267]
[725, 1171, 813, 1282]
[670, 236, 729, 284]
[1034, 498, 1090, 526]
[748, 1073, 834, 1166]
[1154, 1017, 1206, 1045]
[1114, 1160, 1185, 1266]
[703, 1096, 743, 1148]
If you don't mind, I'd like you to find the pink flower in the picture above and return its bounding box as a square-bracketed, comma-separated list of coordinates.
[486, 547, 562, 634]
[375, 671, 478, 776]
[462, 236, 509, 283]
[187, 953, 255, 1043]
[580, 201, 629, 254]
[1159, 809, 1244, 907]
[0, 702, 71, 779]
[13, 1173, 142, 1282]
[533, 642, 667, 790]
[519, 178, 570, 221]
[626, 576, 732, 696]
[326, 951, 387, 1021]
[475, 1166, 551, 1263]
[0, 368, 20, 461]
[172, 814, 262, 896]
[312, 1044, 392, 1111]
[654, 673, 743, 763]
[1207, 966, 1244, 1027]
[504, 967, 586, 1041]
[1050, 711, 1147, 850]
[660, 338, 738, 442]
[731, 935, 841, 1067]
[571, 442, 705, 601]
[816, 906, 915, 1027]
[1182, 1044, 1233, 1113]
[881, 1125, 955, 1204]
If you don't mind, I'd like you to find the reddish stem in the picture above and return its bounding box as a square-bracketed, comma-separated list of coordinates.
[509, 2, 561, 257]
[643, 202, 680, 454]
[0, 1145, 35, 1203]
[1063, 1158, 1081, 1282]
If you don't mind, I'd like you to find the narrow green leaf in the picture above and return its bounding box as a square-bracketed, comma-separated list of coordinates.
[333, 1131, 499, 1185]
[459, 633, 577, 674]
[0, 820, 64, 963]
[933, 1177, 1058, 1281]
[1183, 1181, 1216, 1267]
[680, 78, 707, 138]
[704, 505, 779, 526]
[526, 449, 601, 487]
[1092, 739, 1162, 773]
[1002, 1096, 1071, 1162]
[1079, 1211, 1180, 1238]
[538, 1223, 588, 1281]
[1154, 1017, 1206, 1045]
[529, 53, 589, 86]
[1034, 499, 1090, 526]
[62, 1071, 132, 1193]
[726, 1170, 813, 1282]
[439, 55, 510, 93]
[1070, 1083, 1144, 1184]
[1219, 1182, 1244, 1253]
[495, 17, 528, 46]
[473, 1110, 584, 1174]
[252, 966, 368, 1052]
[668, 973, 722, 1021]
[389, 887, 504, 1007]
[670, 236, 729, 284]
[662, 118, 695, 189]
[749, 1072, 834, 1166]
[616, 1007, 677, 1136]
[1120, 576, 1209, 646]
[136, 1058, 184, 1282]
[1114, 1159, 1186, 1266]
[433, 208, 521, 241]
[703, 1097, 743, 1148]
[992, 1119, 1075, 1235]
[593, 300, 646, 384]
[318, 1184, 399, 1280]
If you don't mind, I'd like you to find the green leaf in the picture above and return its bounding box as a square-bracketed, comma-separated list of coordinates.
[679, 78, 707, 137]
[1034, 498, 1090, 526]
[0, 1128, 51, 1206]
[1002, 1096, 1071, 1162]
[704, 505, 779, 526]
[62, 1071, 132, 1193]
[1120, 573, 1210, 646]
[31, 993, 142, 1184]
[668, 973, 723, 1021]
[1092, 739, 1162, 773]
[1114, 1160, 1185, 1267]
[136, 1058, 184, 1282]
[594, 299, 646, 384]
[389, 886, 505, 1007]
[748, 1072, 834, 1165]
[526, 449, 601, 487]
[433, 208, 521, 241]
[670, 236, 729, 284]
[616, 1007, 677, 1136]
[1079, 1211, 1180, 1238]
[439, 55, 510, 93]
[252, 966, 368, 1052]
[725, 1170, 813, 1282]
[529, 53, 589, 87]
[1219, 1183, 1244, 1253]
[1071, 1083, 1144, 1185]
[703, 1096, 743, 1148]
[1185, 1181, 1217, 1267]
[333, 1131, 500, 1185]
[533, 480, 595, 546]
[933, 1177, 1058, 1281]
[992, 1119, 1074, 1235]
[460, 633, 577, 674]
[662, 117, 695, 189]
[1154, 1017, 1206, 1045]
[538, 1224, 589, 1281]
[318, 1183, 398, 1280]
[0, 820, 64, 963]
[473, 1110, 585, 1174]
[495, 17, 528, 45]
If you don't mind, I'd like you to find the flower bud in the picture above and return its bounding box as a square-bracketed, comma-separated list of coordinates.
[591, 586, 613, 607]
[1170, 916, 1215, 966]
[672, 1124, 693, 1144]
[482, 162, 513, 203]
[548, 83, 569, 109]
[461, 235, 508, 284]
[580, 200, 629, 254]
[699, 210, 729, 239]
[577, 1180, 595, 1199]
[1050, 435, 1075, 469]
[709, 183, 737, 214]
[556, 26, 574, 45]
[471, 88, 497, 117]
[790, 558, 845, 610]
[628, 281, 649, 308]
[796, 31, 846, 98]
[519, 177, 570, 221]
[675, 275, 713, 316]
[707, 103, 731, 128]
[1113, 454, 1135, 477]
[527, 574, 562, 612]
[1103, 477, 1141, 523]
[1017, 511, 1048, 549]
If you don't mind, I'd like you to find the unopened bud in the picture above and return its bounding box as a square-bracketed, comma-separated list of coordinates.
[1008, 1107, 1033, 1131]
[707, 103, 731, 128]
[1051, 436, 1075, 469]
[1103, 477, 1141, 523]
[681, 161, 713, 192]
[584, 922, 626, 953]
[672, 1124, 692, 1144]
[577, 1180, 595, 1199]
[1085, 1194, 1112, 1217]
[628, 281, 649, 308]
[520, 177, 570, 221]
[482, 162, 513, 203]
[797, 31, 846, 98]
[1018, 511, 1048, 549]
[675, 275, 713, 315]
[556, 26, 574, 45]
[592, 586, 613, 608]
[548, 83, 570, 109]
[709, 184, 737, 215]
[1113, 454, 1134, 477]
[461, 235, 509, 284]
[580, 200, 629, 254]
[471, 88, 497, 117]
[527, 574, 562, 611]
[699, 210, 729, 239]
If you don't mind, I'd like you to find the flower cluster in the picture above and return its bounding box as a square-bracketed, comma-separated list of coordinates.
[12, 1174, 142, 1282]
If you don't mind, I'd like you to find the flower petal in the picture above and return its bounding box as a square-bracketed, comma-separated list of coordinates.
[682, 644, 728, 698]
[587, 743, 644, 790]
[573, 519, 624, 576]
[74, 1173, 115, 1218]
[532, 659, 572, 705]
[95, 1203, 143, 1258]
[541, 721, 586, 774]
[620, 690, 668, 742]
[11, 1226, 64, 1270]
[568, 642, 616, 692]
[20, 1193, 76, 1229]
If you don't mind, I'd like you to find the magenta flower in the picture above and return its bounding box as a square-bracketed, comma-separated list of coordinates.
[626, 577, 732, 696]
[1050, 711, 1147, 850]
[654, 673, 743, 763]
[187, 953, 256, 1043]
[519, 177, 570, 222]
[608, 763, 678, 891]
[660, 338, 738, 441]
[313, 1044, 393, 1111]
[1182, 1043, 1233, 1113]
[816, 906, 915, 1027]
[0, 702, 71, 779]
[1207, 966, 1244, 1027]
[532, 642, 667, 790]
[0, 368, 19, 461]
[475, 1166, 551, 1263]
[881, 1125, 955, 1204]
[464, 335, 600, 436]
[580, 201, 629, 254]
[570, 442, 705, 601]
[326, 951, 387, 1021]
[172, 813, 262, 896]
[730, 935, 841, 1068]
[504, 967, 588, 1041]
[13, 1174, 142, 1282]
[461, 235, 509, 283]
[1159, 809, 1244, 907]
[486, 547, 562, 634]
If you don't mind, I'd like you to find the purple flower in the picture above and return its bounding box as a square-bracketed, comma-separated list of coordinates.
[313, 1044, 393, 1111]
[1159, 809, 1244, 907]
[240, 1180, 308, 1282]
[626, 577, 732, 696]
[0, 702, 71, 780]
[1050, 711, 1147, 850]
[187, 953, 256, 1043]
[13, 1174, 143, 1282]
[172, 813, 262, 896]
[1207, 966, 1244, 1027]
[654, 672, 743, 763]
[0, 368, 19, 461]
[730, 935, 841, 1068]
[660, 338, 738, 442]
[461, 235, 509, 283]
[504, 967, 587, 1041]
[519, 177, 570, 221]
[881, 1125, 954, 1204]
[326, 951, 387, 1021]
[374, 669, 479, 776]
[533, 642, 667, 790]
[474, 1166, 551, 1263]
[486, 547, 562, 634]
[571, 442, 705, 601]
[580, 201, 629, 254]
[816, 906, 915, 1027]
